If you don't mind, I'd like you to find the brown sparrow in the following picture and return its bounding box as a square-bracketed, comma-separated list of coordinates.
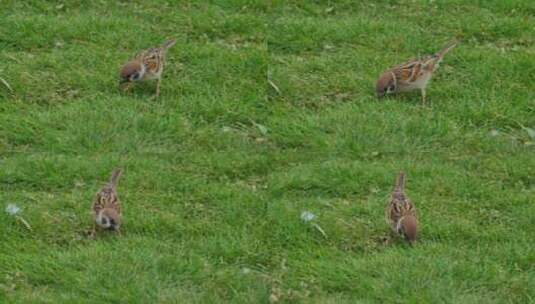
[119, 39, 176, 97]
[91, 169, 122, 235]
[376, 40, 457, 104]
[385, 172, 418, 245]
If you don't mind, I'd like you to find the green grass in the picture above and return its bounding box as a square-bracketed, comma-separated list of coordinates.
[1, 0, 534, 302]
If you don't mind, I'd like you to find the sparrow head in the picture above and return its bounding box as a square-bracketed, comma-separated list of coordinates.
[375, 71, 396, 98]
[96, 208, 121, 231]
[119, 61, 145, 84]
[399, 215, 418, 245]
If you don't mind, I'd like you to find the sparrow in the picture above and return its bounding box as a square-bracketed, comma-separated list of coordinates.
[119, 39, 176, 97]
[91, 169, 123, 235]
[375, 40, 457, 104]
[385, 171, 418, 245]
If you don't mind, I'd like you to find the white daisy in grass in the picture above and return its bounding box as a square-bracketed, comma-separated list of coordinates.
[300, 210, 327, 239]
[5, 203, 21, 215]
[300, 211, 316, 222]
[5, 203, 32, 231]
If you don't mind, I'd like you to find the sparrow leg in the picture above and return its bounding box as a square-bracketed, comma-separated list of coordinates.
[121, 82, 133, 93]
[90, 223, 97, 238]
[421, 88, 427, 105]
[155, 78, 161, 97]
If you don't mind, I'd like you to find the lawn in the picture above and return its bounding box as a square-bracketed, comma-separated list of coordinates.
[1, 0, 534, 303]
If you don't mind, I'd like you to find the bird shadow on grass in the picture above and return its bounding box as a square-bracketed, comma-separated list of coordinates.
[81, 227, 124, 241]
[377, 231, 419, 249]
[380, 93, 425, 106]
[118, 82, 160, 101]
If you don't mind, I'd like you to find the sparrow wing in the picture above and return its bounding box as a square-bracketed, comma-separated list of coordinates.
[403, 198, 417, 217]
[392, 59, 424, 85]
[386, 196, 404, 230]
[96, 186, 121, 213]
[92, 169, 122, 215]
[92, 193, 105, 216]
[109, 192, 121, 214]
[134, 48, 152, 60]
[386, 172, 416, 227]
[139, 48, 162, 75]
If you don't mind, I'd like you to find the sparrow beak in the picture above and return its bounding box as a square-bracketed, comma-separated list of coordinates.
[376, 90, 386, 99]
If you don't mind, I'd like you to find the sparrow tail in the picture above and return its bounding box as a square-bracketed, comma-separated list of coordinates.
[109, 168, 123, 187]
[394, 171, 405, 193]
[436, 40, 457, 60]
[162, 39, 177, 50]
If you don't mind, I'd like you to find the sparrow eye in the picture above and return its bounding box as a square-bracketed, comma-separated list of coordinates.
[101, 217, 108, 225]
[131, 72, 140, 81]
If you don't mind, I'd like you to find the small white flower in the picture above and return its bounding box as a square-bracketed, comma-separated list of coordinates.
[300, 211, 316, 222]
[241, 267, 251, 274]
[490, 129, 499, 137]
[5, 204, 21, 216]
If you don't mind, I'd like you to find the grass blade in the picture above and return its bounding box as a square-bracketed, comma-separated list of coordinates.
[0, 76, 13, 93]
